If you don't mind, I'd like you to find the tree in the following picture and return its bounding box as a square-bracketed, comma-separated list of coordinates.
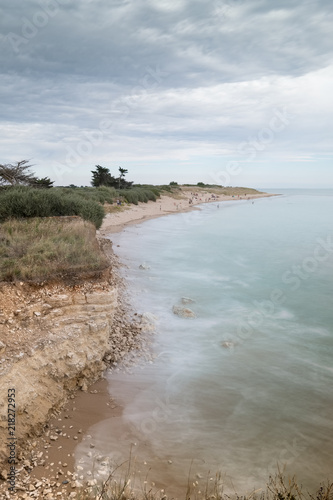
[91, 165, 133, 189]
[0, 160, 54, 189]
[91, 165, 116, 187]
[118, 167, 128, 189]
[0, 160, 36, 186]
[30, 177, 54, 189]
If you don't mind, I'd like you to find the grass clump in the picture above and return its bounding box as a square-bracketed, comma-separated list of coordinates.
[0, 187, 105, 228]
[0, 218, 109, 281]
[75, 461, 333, 500]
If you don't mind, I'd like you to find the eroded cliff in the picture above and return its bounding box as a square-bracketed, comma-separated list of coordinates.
[0, 271, 119, 464]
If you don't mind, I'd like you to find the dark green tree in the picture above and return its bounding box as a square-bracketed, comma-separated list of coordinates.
[91, 165, 116, 187]
[30, 177, 54, 189]
[118, 167, 128, 189]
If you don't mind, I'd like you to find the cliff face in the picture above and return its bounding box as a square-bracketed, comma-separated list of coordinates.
[0, 277, 117, 464]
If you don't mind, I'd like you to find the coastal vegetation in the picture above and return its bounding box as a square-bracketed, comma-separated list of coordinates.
[0, 186, 106, 229]
[0, 159, 264, 282]
[0, 217, 109, 282]
[0, 160, 54, 188]
[77, 463, 333, 500]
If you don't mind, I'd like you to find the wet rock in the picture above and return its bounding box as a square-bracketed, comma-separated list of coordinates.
[181, 297, 195, 304]
[172, 306, 196, 319]
[221, 341, 235, 349]
[139, 263, 150, 270]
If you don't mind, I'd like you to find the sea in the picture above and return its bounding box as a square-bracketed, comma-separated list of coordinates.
[75, 189, 333, 495]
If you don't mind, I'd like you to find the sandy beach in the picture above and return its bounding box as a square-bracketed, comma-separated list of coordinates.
[98, 188, 276, 236]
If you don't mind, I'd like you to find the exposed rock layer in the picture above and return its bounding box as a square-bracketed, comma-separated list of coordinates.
[0, 276, 117, 465]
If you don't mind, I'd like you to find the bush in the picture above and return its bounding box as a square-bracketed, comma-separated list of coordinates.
[121, 188, 157, 205]
[0, 187, 105, 228]
[59, 186, 116, 205]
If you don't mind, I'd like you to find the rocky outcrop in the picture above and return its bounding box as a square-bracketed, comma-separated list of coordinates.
[0, 278, 118, 464]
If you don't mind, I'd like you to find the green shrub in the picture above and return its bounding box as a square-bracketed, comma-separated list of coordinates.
[58, 186, 116, 205]
[0, 187, 105, 228]
[120, 188, 157, 204]
[122, 189, 139, 205]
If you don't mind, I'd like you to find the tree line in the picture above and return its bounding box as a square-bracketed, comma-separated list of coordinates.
[0, 160, 133, 189]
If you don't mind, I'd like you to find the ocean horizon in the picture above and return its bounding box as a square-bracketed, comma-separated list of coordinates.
[75, 188, 333, 495]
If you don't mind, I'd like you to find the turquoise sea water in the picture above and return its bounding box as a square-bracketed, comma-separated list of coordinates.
[76, 190, 333, 494]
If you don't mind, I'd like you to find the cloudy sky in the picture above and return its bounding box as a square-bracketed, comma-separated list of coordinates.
[1, 0, 332, 188]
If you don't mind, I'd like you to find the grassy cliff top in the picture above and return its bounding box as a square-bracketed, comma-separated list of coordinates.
[0, 217, 109, 282]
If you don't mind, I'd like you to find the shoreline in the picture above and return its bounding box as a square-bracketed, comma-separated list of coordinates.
[98, 189, 278, 236]
[0, 188, 278, 499]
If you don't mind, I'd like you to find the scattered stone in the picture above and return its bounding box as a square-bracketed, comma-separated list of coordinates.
[221, 341, 235, 349]
[181, 297, 195, 304]
[87, 479, 97, 486]
[139, 263, 150, 270]
[172, 305, 196, 319]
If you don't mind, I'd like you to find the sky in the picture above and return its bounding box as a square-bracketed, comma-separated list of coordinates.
[0, 0, 332, 188]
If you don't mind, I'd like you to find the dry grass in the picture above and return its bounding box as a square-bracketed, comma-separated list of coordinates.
[0, 217, 109, 282]
[75, 457, 333, 500]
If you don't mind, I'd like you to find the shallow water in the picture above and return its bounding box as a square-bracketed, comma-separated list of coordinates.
[75, 190, 333, 495]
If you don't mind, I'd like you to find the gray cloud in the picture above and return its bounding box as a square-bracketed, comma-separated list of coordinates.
[0, 0, 332, 185]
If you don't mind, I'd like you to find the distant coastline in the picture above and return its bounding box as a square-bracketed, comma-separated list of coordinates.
[99, 186, 277, 236]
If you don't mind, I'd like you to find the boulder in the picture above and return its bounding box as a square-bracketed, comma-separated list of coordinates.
[221, 341, 235, 349]
[172, 306, 196, 319]
[181, 297, 195, 305]
[139, 263, 150, 270]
